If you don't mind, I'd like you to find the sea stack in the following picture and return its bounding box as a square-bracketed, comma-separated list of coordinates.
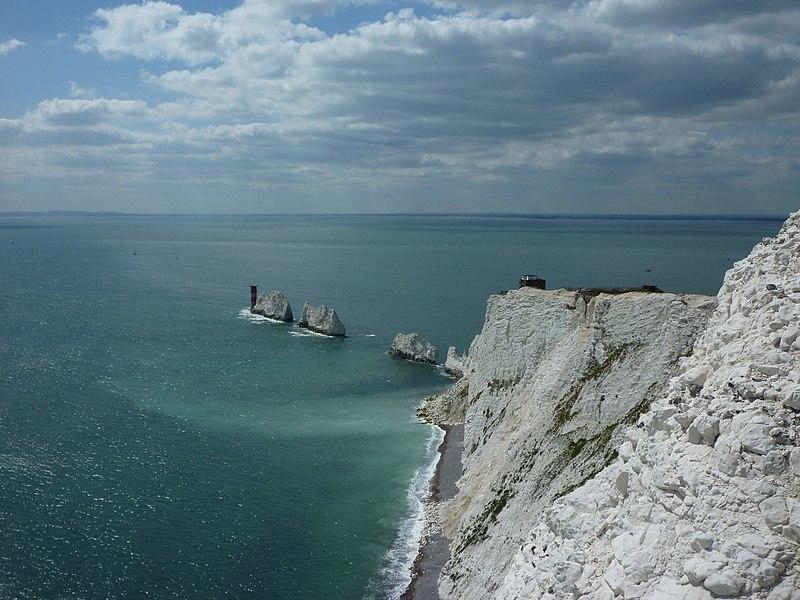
[251, 290, 293, 322]
[443, 346, 466, 378]
[298, 302, 346, 337]
[388, 332, 437, 364]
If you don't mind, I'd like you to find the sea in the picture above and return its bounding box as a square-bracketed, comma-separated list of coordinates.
[0, 214, 783, 600]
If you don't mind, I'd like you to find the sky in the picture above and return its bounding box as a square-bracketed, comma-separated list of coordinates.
[0, 0, 798, 214]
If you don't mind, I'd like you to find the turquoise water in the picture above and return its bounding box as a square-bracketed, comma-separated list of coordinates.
[0, 214, 782, 600]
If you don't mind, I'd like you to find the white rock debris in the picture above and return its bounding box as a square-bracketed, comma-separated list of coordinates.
[496, 212, 800, 600]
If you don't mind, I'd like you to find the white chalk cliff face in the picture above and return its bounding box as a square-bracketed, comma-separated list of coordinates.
[423, 285, 715, 599]
[424, 211, 799, 600]
[496, 212, 800, 600]
[444, 346, 466, 379]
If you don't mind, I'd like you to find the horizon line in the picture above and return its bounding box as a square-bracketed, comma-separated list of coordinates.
[0, 210, 789, 222]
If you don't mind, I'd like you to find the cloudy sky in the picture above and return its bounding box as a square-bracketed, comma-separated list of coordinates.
[0, 0, 798, 214]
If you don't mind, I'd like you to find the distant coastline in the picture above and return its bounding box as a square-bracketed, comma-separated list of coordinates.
[0, 210, 786, 222]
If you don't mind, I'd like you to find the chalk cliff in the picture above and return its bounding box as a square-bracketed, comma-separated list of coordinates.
[421, 287, 714, 599]
[444, 346, 466, 379]
[419, 212, 799, 599]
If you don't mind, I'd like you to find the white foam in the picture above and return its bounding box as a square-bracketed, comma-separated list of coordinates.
[239, 309, 342, 338]
[289, 328, 333, 338]
[376, 423, 445, 599]
[237, 308, 285, 324]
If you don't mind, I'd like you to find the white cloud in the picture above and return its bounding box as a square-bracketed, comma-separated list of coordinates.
[69, 81, 98, 99]
[48, 32, 69, 46]
[77, 2, 222, 64]
[29, 98, 151, 126]
[0, 39, 25, 56]
[77, 0, 329, 65]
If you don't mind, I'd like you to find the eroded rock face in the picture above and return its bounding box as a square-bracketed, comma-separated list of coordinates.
[443, 346, 466, 379]
[251, 290, 293, 322]
[420, 283, 715, 600]
[298, 302, 346, 337]
[495, 211, 800, 599]
[388, 333, 437, 364]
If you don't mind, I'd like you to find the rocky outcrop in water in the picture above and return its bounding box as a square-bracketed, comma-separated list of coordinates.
[389, 333, 438, 364]
[444, 347, 466, 379]
[251, 290, 293, 322]
[419, 211, 799, 600]
[298, 302, 346, 337]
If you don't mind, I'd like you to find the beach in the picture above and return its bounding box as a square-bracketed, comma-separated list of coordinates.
[401, 424, 464, 600]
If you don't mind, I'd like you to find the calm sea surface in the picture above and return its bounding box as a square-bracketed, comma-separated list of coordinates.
[0, 214, 783, 599]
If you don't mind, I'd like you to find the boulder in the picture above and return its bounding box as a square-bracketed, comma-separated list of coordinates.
[251, 290, 293, 322]
[703, 570, 744, 597]
[298, 302, 346, 337]
[388, 333, 437, 364]
[687, 414, 720, 446]
[784, 385, 800, 411]
[443, 346, 466, 378]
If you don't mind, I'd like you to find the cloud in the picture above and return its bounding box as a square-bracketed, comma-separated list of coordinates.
[77, 2, 223, 65]
[48, 32, 69, 46]
[0, 39, 25, 56]
[69, 81, 98, 99]
[0, 99, 154, 152]
[2, 0, 800, 213]
[585, 0, 800, 28]
[28, 98, 150, 127]
[425, 0, 800, 25]
[77, 0, 330, 65]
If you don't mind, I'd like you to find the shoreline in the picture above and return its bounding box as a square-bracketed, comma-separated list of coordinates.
[400, 423, 464, 600]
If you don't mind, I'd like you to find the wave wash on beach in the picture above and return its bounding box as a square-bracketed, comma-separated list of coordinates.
[367, 424, 445, 600]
